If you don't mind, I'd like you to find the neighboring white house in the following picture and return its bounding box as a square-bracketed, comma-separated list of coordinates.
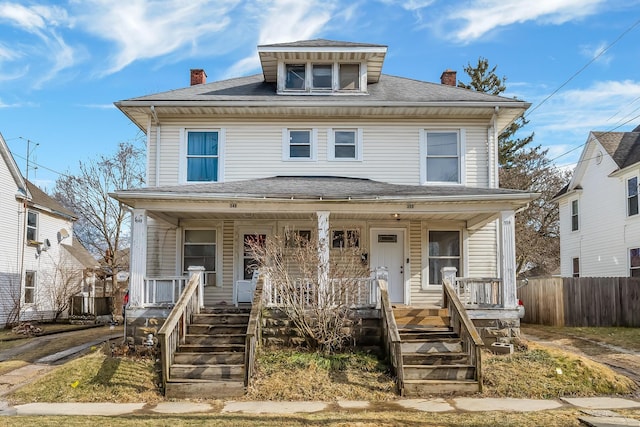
[0, 132, 95, 325]
[555, 125, 640, 277]
[112, 39, 537, 323]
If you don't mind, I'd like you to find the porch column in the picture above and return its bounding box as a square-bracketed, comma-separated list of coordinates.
[129, 209, 147, 307]
[499, 210, 517, 309]
[317, 211, 330, 306]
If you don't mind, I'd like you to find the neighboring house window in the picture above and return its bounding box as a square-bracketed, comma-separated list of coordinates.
[428, 231, 460, 285]
[332, 229, 360, 249]
[283, 129, 316, 160]
[186, 131, 219, 182]
[571, 200, 579, 231]
[328, 129, 362, 161]
[630, 248, 640, 277]
[24, 271, 36, 304]
[312, 64, 332, 89]
[421, 130, 463, 184]
[183, 229, 217, 286]
[285, 64, 306, 89]
[628, 177, 638, 216]
[572, 257, 580, 278]
[286, 229, 311, 247]
[339, 64, 360, 90]
[26, 211, 38, 242]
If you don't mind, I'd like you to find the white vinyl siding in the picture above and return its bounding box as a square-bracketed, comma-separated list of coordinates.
[467, 221, 498, 278]
[146, 219, 178, 277]
[151, 119, 491, 187]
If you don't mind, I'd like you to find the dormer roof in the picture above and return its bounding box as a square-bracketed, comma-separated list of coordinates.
[257, 39, 387, 83]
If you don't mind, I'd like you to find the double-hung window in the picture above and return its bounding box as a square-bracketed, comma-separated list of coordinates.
[283, 129, 316, 160]
[630, 248, 640, 277]
[186, 131, 220, 182]
[26, 211, 38, 242]
[183, 229, 217, 286]
[24, 271, 36, 304]
[571, 200, 579, 231]
[421, 130, 463, 184]
[428, 231, 460, 286]
[328, 129, 362, 161]
[572, 257, 580, 278]
[628, 177, 638, 216]
[331, 229, 360, 249]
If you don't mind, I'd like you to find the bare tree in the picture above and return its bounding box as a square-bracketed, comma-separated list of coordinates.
[41, 250, 85, 322]
[52, 140, 145, 304]
[247, 230, 371, 354]
[0, 271, 23, 327]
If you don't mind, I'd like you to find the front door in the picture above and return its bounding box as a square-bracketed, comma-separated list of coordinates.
[235, 227, 270, 304]
[371, 229, 405, 304]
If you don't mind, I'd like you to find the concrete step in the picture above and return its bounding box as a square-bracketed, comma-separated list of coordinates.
[184, 334, 246, 345]
[403, 351, 469, 365]
[165, 379, 245, 399]
[403, 364, 475, 381]
[173, 352, 244, 365]
[178, 343, 245, 353]
[402, 379, 480, 396]
[191, 313, 250, 325]
[170, 363, 244, 380]
[401, 339, 463, 354]
[188, 324, 248, 335]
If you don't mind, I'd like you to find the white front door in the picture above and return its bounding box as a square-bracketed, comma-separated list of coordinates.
[371, 229, 405, 304]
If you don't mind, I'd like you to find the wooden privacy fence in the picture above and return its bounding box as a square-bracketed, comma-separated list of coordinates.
[517, 277, 640, 327]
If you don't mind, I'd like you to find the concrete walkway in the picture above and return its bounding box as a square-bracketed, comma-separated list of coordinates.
[0, 396, 637, 423]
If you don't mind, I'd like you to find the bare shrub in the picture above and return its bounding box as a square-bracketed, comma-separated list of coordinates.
[246, 229, 371, 354]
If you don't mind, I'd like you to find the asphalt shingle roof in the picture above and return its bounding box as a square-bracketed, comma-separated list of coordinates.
[26, 181, 76, 219]
[258, 39, 386, 48]
[594, 127, 640, 169]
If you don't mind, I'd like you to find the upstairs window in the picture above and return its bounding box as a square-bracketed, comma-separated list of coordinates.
[285, 64, 306, 89]
[339, 64, 360, 90]
[312, 64, 332, 89]
[283, 129, 316, 161]
[328, 129, 362, 161]
[26, 211, 38, 242]
[186, 131, 219, 182]
[628, 177, 638, 216]
[571, 199, 579, 231]
[421, 130, 463, 184]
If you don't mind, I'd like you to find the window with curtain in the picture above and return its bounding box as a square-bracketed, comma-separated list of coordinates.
[628, 177, 638, 216]
[187, 131, 218, 182]
[428, 231, 460, 285]
[425, 131, 460, 183]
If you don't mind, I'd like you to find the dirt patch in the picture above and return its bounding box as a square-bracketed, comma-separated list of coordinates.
[521, 325, 640, 395]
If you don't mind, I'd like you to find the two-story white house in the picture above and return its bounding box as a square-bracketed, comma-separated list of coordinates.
[555, 125, 640, 277]
[113, 39, 536, 323]
[0, 132, 94, 325]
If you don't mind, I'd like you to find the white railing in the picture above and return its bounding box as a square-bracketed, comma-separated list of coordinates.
[143, 276, 188, 306]
[263, 275, 378, 308]
[453, 277, 503, 308]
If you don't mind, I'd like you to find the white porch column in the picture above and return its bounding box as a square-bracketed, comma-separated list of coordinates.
[129, 209, 147, 307]
[317, 211, 330, 306]
[499, 210, 517, 309]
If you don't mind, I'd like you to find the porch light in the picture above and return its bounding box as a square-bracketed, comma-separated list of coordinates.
[392, 213, 400, 220]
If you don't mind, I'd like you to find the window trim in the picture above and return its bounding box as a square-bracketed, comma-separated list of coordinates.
[572, 257, 580, 278]
[627, 176, 638, 217]
[571, 199, 579, 232]
[425, 229, 462, 288]
[282, 128, 317, 161]
[179, 128, 225, 184]
[24, 270, 36, 304]
[26, 210, 38, 244]
[419, 129, 466, 185]
[182, 228, 220, 287]
[327, 128, 363, 161]
[630, 247, 640, 278]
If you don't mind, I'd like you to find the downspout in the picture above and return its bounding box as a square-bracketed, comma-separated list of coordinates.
[490, 106, 499, 188]
[150, 105, 160, 187]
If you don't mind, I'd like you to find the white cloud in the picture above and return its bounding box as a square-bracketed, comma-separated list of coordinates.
[580, 42, 613, 66]
[447, 0, 604, 42]
[72, 0, 240, 76]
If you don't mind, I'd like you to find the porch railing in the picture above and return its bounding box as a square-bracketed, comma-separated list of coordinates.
[263, 275, 378, 308]
[245, 275, 264, 388]
[442, 275, 484, 391]
[143, 277, 188, 306]
[378, 277, 403, 394]
[453, 277, 503, 308]
[157, 271, 203, 393]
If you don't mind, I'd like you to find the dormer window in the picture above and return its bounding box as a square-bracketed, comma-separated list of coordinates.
[340, 64, 360, 90]
[312, 64, 332, 89]
[285, 64, 305, 90]
[280, 62, 363, 93]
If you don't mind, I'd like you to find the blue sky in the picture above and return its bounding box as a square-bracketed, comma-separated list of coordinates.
[1, 0, 640, 189]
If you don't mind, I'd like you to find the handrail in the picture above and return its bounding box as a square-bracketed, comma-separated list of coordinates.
[378, 279, 404, 394]
[442, 276, 484, 391]
[157, 272, 202, 393]
[245, 276, 264, 388]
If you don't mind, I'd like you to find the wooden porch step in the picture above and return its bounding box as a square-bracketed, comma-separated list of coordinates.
[401, 339, 463, 354]
[178, 343, 245, 353]
[394, 316, 450, 327]
[399, 329, 458, 340]
[164, 379, 245, 399]
[188, 324, 248, 335]
[184, 334, 246, 345]
[191, 313, 250, 325]
[392, 308, 448, 318]
[403, 351, 469, 365]
[170, 363, 244, 380]
[402, 379, 480, 396]
[201, 306, 251, 314]
[403, 364, 476, 381]
[173, 352, 244, 365]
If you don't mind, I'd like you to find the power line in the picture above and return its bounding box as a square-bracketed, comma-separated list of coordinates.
[9, 149, 73, 180]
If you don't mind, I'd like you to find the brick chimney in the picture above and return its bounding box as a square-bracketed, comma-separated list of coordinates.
[440, 69, 457, 86]
[190, 69, 207, 86]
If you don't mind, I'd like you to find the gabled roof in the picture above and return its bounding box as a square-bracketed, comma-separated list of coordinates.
[25, 180, 77, 220]
[593, 124, 640, 169]
[0, 132, 28, 197]
[61, 238, 99, 269]
[258, 39, 386, 48]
